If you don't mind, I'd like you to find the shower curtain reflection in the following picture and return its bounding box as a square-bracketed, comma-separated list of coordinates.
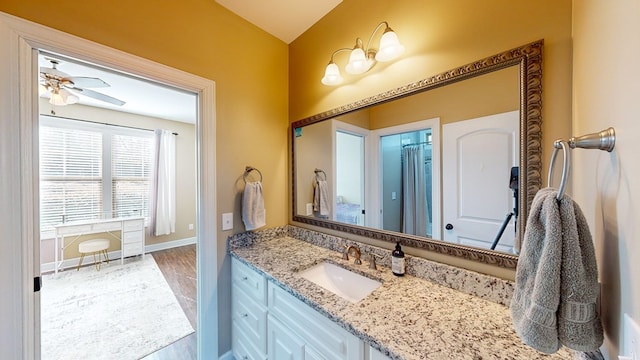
[401, 144, 431, 237]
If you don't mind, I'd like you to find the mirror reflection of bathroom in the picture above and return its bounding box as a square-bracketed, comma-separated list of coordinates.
[380, 129, 433, 238]
[335, 130, 365, 225]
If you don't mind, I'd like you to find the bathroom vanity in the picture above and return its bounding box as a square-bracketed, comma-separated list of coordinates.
[229, 226, 573, 360]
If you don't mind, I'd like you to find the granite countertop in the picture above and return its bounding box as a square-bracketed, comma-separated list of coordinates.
[230, 235, 573, 360]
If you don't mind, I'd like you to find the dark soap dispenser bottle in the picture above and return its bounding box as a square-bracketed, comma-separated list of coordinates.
[391, 242, 405, 276]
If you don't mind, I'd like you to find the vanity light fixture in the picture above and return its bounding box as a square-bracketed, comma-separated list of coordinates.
[321, 21, 405, 86]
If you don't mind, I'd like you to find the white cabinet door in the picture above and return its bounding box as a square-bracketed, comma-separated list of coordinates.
[268, 315, 305, 360]
[368, 346, 392, 360]
[442, 111, 519, 253]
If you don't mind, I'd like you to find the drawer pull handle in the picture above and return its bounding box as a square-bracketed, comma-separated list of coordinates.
[241, 313, 248, 318]
[241, 276, 248, 281]
[242, 356, 248, 360]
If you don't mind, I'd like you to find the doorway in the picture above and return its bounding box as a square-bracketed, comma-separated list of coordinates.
[0, 13, 217, 359]
[37, 51, 199, 358]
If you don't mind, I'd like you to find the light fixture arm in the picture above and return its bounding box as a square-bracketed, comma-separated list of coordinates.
[364, 21, 389, 55]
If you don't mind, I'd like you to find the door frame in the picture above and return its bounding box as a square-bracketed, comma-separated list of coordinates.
[332, 120, 369, 225]
[369, 118, 441, 239]
[0, 11, 218, 359]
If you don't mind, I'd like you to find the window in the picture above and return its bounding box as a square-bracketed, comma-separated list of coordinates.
[39, 116, 153, 238]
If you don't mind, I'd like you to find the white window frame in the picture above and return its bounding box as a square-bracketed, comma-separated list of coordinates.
[39, 115, 153, 240]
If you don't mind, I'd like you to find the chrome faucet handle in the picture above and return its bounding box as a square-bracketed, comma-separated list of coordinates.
[345, 245, 362, 264]
[368, 253, 381, 270]
[342, 245, 350, 260]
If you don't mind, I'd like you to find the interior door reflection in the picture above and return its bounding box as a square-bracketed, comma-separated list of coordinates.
[335, 131, 365, 225]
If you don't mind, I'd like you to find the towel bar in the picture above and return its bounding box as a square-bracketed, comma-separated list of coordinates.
[314, 168, 327, 181]
[548, 127, 616, 199]
[243, 166, 263, 183]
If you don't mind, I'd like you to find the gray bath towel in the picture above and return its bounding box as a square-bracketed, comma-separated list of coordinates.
[313, 180, 330, 216]
[510, 187, 603, 354]
[242, 181, 266, 231]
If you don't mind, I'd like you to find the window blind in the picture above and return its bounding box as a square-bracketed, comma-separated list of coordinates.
[39, 126, 103, 235]
[112, 134, 153, 218]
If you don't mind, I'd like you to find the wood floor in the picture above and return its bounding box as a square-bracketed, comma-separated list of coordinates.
[142, 244, 197, 360]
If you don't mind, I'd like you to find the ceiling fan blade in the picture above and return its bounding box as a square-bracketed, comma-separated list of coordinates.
[40, 66, 70, 79]
[70, 87, 126, 106]
[64, 76, 110, 88]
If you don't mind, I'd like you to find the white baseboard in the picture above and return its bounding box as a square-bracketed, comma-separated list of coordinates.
[219, 350, 234, 360]
[40, 237, 197, 274]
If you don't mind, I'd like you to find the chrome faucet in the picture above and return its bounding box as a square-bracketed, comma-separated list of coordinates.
[343, 245, 362, 265]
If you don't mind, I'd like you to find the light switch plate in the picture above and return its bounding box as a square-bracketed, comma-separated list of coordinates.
[306, 203, 313, 216]
[222, 212, 233, 231]
[623, 313, 640, 360]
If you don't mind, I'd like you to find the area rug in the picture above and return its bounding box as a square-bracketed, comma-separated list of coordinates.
[41, 256, 195, 360]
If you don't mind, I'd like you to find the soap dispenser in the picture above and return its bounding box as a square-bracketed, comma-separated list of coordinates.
[391, 242, 405, 276]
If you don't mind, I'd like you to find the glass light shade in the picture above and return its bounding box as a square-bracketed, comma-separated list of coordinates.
[60, 88, 79, 104]
[345, 47, 372, 75]
[48, 88, 78, 106]
[321, 63, 343, 86]
[375, 30, 405, 62]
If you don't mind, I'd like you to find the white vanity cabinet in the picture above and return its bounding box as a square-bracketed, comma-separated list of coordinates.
[231, 258, 268, 360]
[268, 282, 364, 360]
[231, 258, 376, 360]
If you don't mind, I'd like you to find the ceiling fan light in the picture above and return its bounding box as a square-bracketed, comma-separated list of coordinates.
[321, 62, 343, 86]
[375, 29, 405, 62]
[49, 91, 67, 106]
[59, 88, 79, 104]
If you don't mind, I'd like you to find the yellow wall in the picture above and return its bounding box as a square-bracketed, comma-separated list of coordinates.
[573, 1, 640, 357]
[290, 0, 572, 165]
[0, 1, 288, 356]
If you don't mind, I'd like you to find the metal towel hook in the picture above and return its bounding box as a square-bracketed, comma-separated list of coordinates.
[548, 140, 571, 200]
[314, 168, 327, 181]
[547, 127, 616, 200]
[243, 166, 263, 183]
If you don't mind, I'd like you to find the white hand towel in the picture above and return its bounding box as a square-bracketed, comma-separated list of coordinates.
[242, 181, 266, 231]
[510, 187, 603, 354]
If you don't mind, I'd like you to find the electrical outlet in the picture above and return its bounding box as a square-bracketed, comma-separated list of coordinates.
[623, 313, 640, 360]
[188, 223, 194, 230]
[222, 213, 233, 231]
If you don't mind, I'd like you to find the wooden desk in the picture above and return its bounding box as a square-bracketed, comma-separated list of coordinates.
[54, 216, 145, 273]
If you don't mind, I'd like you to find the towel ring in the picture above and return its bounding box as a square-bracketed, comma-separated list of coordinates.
[243, 166, 263, 183]
[547, 140, 571, 200]
[314, 168, 327, 181]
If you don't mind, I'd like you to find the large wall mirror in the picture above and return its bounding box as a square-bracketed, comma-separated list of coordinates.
[291, 40, 543, 269]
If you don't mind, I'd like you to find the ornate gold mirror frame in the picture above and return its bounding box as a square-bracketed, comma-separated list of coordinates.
[291, 40, 543, 269]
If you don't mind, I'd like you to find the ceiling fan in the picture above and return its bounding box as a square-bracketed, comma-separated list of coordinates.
[39, 58, 126, 106]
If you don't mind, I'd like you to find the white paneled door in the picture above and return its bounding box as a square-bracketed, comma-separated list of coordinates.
[442, 111, 519, 253]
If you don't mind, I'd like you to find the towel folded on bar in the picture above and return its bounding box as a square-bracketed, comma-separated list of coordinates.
[510, 187, 603, 354]
[313, 180, 329, 217]
[242, 181, 265, 231]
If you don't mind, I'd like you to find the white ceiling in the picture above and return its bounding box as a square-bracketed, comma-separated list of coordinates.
[38, 52, 198, 124]
[38, 3, 339, 122]
[215, 0, 342, 44]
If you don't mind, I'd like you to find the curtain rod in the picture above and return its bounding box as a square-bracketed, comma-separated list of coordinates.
[41, 113, 179, 135]
[402, 141, 430, 147]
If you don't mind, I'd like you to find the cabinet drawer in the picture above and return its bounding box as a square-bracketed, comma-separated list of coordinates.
[232, 286, 267, 353]
[123, 243, 143, 257]
[123, 231, 143, 244]
[233, 321, 267, 360]
[232, 258, 266, 304]
[268, 282, 363, 360]
[123, 219, 144, 231]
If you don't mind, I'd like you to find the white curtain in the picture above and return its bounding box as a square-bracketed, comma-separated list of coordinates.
[401, 146, 429, 236]
[149, 129, 176, 236]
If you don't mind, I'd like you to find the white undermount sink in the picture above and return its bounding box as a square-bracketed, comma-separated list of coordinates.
[298, 262, 382, 303]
